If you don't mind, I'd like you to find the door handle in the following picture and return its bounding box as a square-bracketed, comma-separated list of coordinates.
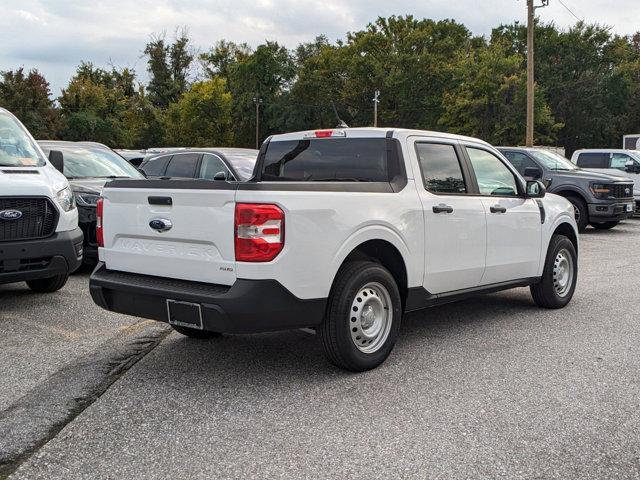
[490, 205, 507, 214]
[432, 204, 454, 214]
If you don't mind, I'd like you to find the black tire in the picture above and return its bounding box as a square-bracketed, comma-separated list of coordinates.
[319, 261, 402, 372]
[26, 274, 69, 293]
[530, 234, 577, 309]
[590, 221, 619, 230]
[565, 195, 588, 232]
[171, 325, 222, 339]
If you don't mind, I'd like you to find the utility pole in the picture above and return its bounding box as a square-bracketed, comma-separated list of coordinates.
[253, 97, 263, 149]
[373, 90, 380, 127]
[526, 0, 549, 147]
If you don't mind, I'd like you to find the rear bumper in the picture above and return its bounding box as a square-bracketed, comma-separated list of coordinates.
[587, 201, 634, 222]
[0, 228, 84, 284]
[89, 263, 327, 334]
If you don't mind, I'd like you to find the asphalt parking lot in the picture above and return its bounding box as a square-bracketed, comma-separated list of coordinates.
[2, 220, 640, 479]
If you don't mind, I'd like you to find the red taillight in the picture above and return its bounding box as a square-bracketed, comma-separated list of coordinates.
[235, 203, 284, 262]
[314, 130, 333, 138]
[96, 197, 104, 248]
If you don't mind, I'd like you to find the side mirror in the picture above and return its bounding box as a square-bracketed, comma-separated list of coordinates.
[48, 150, 64, 173]
[523, 166, 542, 180]
[213, 171, 228, 181]
[526, 180, 546, 198]
[625, 160, 639, 173]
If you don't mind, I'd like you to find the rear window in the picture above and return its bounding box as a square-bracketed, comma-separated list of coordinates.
[142, 155, 171, 176]
[576, 152, 609, 168]
[165, 153, 201, 178]
[261, 138, 389, 182]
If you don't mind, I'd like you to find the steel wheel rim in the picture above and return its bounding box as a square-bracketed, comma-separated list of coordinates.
[553, 248, 574, 297]
[349, 282, 392, 354]
[572, 202, 581, 223]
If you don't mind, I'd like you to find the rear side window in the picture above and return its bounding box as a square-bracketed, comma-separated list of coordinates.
[576, 152, 608, 168]
[261, 138, 389, 182]
[415, 143, 466, 194]
[165, 153, 201, 178]
[142, 155, 171, 176]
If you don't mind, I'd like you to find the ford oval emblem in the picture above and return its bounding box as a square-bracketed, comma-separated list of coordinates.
[149, 218, 172, 232]
[0, 209, 23, 221]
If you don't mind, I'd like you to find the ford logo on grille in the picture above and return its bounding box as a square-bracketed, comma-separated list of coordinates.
[149, 218, 172, 232]
[0, 209, 23, 221]
[625, 187, 631, 195]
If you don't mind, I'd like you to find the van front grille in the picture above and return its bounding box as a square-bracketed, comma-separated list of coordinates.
[0, 197, 58, 242]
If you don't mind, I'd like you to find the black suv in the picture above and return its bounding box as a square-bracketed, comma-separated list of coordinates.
[498, 147, 634, 231]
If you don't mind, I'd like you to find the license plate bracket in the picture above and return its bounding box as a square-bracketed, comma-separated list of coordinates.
[167, 299, 203, 330]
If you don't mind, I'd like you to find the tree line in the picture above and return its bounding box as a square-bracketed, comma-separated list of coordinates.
[1, 16, 639, 156]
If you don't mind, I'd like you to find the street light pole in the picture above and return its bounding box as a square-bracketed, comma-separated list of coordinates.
[253, 97, 262, 149]
[373, 90, 380, 127]
[526, 0, 549, 147]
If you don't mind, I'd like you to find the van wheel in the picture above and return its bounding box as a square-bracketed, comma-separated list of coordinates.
[319, 261, 402, 372]
[565, 195, 588, 232]
[26, 274, 69, 293]
[530, 234, 577, 309]
[590, 221, 619, 230]
[171, 325, 222, 339]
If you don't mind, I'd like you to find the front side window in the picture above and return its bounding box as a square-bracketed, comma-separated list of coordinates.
[200, 154, 232, 180]
[415, 143, 466, 194]
[528, 150, 576, 171]
[502, 151, 540, 176]
[611, 153, 632, 170]
[0, 111, 45, 167]
[466, 147, 519, 197]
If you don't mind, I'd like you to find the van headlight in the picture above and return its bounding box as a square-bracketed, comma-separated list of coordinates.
[56, 187, 76, 212]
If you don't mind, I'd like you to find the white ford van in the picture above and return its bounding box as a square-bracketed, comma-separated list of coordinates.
[0, 107, 83, 292]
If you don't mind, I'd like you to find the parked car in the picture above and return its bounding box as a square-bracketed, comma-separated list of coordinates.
[570, 149, 640, 213]
[498, 147, 634, 231]
[139, 148, 258, 181]
[0, 108, 83, 292]
[90, 128, 578, 371]
[38, 141, 144, 264]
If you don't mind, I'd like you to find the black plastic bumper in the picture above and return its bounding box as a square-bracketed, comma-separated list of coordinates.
[0, 228, 84, 284]
[588, 201, 634, 222]
[89, 263, 327, 334]
[78, 205, 98, 261]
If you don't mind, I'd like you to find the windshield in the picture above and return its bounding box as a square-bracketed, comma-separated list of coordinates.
[529, 150, 577, 171]
[39, 144, 143, 179]
[223, 150, 258, 180]
[0, 111, 45, 167]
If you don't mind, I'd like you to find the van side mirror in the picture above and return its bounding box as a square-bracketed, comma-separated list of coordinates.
[526, 180, 546, 198]
[48, 150, 64, 173]
[524, 166, 542, 180]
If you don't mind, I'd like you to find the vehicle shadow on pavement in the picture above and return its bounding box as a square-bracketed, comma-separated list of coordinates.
[135, 289, 540, 384]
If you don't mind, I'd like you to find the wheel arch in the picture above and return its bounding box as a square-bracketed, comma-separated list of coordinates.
[552, 221, 579, 255]
[554, 187, 588, 204]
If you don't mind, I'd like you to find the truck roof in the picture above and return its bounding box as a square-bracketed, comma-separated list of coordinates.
[269, 127, 491, 146]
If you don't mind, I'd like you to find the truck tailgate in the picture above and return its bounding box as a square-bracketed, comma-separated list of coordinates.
[100, 182, 237, 285]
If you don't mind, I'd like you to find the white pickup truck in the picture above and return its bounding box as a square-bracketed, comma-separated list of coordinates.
[90, 128, 578, 371]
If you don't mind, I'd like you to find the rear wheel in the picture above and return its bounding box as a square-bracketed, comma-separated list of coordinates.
[565, 195, 588, 232]
[26, 274, 69, 293]
[171, 325, 222, 339]
[530, 234, 577, 309]
[319, 261, 402, 372]
[590, 221, 619, 230]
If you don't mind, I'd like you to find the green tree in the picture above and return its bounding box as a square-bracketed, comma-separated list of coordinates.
[144, 31, 194, 109]
[163, 78, 234, 147]
[0, 68, 58, 138]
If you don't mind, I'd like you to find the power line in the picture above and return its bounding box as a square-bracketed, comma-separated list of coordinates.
[557, 0, 583, 22]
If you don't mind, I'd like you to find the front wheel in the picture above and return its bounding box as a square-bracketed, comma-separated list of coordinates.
[530, 234, 577, 309]
[590, 221, 619, 230]
[319, 261, 402, 372]
[565, 195, 588, 232]
[26, 274, 69, 293]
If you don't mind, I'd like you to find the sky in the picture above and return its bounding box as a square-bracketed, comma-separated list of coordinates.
[1, 0, 638, 96]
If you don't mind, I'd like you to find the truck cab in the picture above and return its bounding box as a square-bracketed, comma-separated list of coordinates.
[0, 108, 83, 292]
